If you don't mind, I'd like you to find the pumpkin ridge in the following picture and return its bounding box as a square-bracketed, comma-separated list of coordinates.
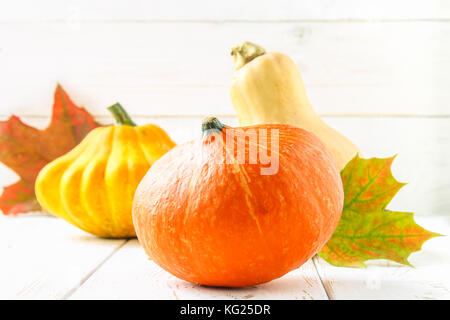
[36, 128, 98, 227]
[81, 127, 114, 237]
[60, 129, 103, 233]
[135, 125, 161, 165]
[37, 158, 79, 226]
[104, 125, 123, 235]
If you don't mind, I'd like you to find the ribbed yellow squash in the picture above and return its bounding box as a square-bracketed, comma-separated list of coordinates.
[230, 41, 359, 170]
[35, 103, 176, 238]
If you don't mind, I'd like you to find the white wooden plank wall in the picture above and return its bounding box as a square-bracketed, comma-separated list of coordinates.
[1, 21, 449, 116]
[1, 1, 449, 21]
[0, 1, 449, 117]
[0, 1, 449, 216]
[0, 0, 450, 300]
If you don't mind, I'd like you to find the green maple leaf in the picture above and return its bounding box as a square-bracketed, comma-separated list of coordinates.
[318, 155, 442, 267]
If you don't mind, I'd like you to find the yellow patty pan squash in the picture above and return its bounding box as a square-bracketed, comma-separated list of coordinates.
[35, 103, 176, 238]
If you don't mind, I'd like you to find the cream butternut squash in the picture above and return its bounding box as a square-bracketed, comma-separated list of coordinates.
[230, 41, 359, 170]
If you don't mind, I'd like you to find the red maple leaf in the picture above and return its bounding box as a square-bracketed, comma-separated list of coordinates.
[0, 85, 100, 215]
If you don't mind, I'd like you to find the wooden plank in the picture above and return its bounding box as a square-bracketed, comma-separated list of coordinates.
[69, 239, 328, 300]
[0, 214, 126, 299]
[327, 116, 450, 217]
[313, 216, 450, 299]
[1, 22, 449, 116]
[0, 1, 449, 22]
[1, 116, 448, 216]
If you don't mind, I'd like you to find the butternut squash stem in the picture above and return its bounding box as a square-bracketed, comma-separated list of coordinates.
[202, 117, 226, 136]
[107, 103, 136, 126]
[230, 41, 266, 70]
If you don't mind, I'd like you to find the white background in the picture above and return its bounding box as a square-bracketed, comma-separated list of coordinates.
[0, 0, 449, 217]
[1, 0, 450, 300]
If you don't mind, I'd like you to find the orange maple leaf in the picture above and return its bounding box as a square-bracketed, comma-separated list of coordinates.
[0, 85, 100, 215]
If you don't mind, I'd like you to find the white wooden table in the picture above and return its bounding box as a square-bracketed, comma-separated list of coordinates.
[1, 214, 448, 300]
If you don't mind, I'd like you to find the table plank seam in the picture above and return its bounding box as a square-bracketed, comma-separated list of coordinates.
[312, 255, 333, 300]
[62, 239, 129, 300]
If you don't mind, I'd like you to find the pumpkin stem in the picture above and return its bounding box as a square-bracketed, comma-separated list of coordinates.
[231, 41, 266, 70]
[202, 117, 226, 135]
[107, 103, 137, 126]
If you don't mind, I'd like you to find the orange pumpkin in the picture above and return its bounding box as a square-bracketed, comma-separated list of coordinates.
[132, 117, 343, 287]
